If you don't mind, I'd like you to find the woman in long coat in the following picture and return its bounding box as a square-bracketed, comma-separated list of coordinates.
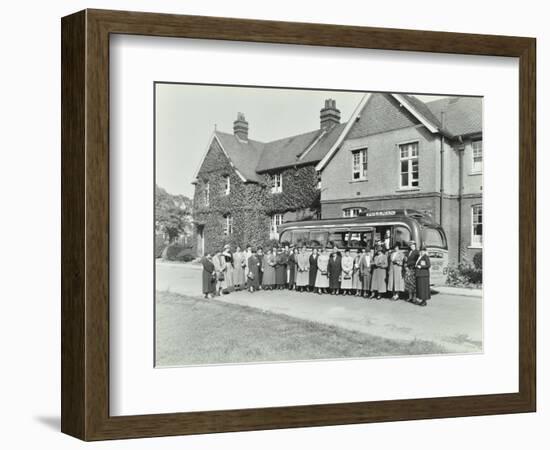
[232, 246, 246, 289]
[370, 248, 388, 299]
[212, 251, 225, 296]
[287, 247, 296, 290]
[387, 244, 405, 300]
[405, 241, 420, 302]
[274, 249, 287, 289]
[221, 245, 234, 290]
[415, 246, 431, 306]
[315, 248, 330, 293]
[340, 249, 354, 294]
[359, 246, 373, 298]
[295, 246, 310, 291]
[262, 249, 276, 289]
[327, 250, 342, 295]
[352, 251, 362, 296]
[201, 254, 216, 298]
[247, 249, 261, 292]
[308, 248, 319, 292]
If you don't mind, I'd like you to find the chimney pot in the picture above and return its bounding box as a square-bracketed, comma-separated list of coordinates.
[320, 98, 341, 130]
[233, 112, 249, 141]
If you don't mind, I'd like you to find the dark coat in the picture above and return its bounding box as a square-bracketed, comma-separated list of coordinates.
[328, 253, 342, 289]
[201, 257, 216, 294]
[247, 254, 261, 289]
[275, 253, 288, 285]
[415, 254, 431, 300]
[287, 252, 296, 284]
[309, 253, 318, 286]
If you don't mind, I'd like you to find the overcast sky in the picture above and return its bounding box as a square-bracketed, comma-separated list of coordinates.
[155, 83, 447, 197]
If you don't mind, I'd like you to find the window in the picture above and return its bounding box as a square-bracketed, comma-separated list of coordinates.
[472, 139, 483, 173]
[317, 175, 322, 190]
[308, 230, 328, 248]
[471, 205, 483, 247]
[352, 148, 368, 180]
[394, 226, 412, 249]
[223, 214, 233, 235]
[399, 142, 419, 188]
[224, 175, 230, 195]
[422, 227, 447, 249]
[271, 213, 283, 234]
[204, 181, 210, 206]
[342, 207, 365, 218]
[270, 173, 283, 193]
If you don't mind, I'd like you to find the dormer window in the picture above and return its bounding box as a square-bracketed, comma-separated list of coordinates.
[270, 173, 283, 193]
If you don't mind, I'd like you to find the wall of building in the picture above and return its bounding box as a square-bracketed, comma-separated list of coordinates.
[193, 140, 322, 254]
[321, 124, 439, 203]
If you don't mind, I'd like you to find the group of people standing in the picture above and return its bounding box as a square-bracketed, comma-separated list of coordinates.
[201, 239, 432, 307]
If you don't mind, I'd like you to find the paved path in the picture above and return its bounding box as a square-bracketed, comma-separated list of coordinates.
[156, 262, 483, 354]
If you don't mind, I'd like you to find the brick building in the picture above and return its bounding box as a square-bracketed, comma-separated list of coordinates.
[192, 102, 347, 256]
[316, 93, 482, 264]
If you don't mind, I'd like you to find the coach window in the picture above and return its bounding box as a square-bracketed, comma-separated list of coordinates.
[394, 225, 412, 248]
[308, 230, 328, 248]
[328, 229, 348, 248]
[292, 230, 309, 247]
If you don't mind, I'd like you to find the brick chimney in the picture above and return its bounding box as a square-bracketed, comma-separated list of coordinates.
[233, 112, 249, 141]
[320, 99, 341, 130]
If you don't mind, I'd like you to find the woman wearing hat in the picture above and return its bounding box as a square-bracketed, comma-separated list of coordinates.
[275, 247, 287, 290]
[295, 246, 310, 292]
[201, 253, 216, 298]
[315, 247, 330, 294]
[287, 246, 296, 290]
[415, 245, 431, 306]
[222, 244, 234, 291]
[247, 248, 261, 293]
[387, 243, 405, 300]
[359, 245, 373, 298]
[405, 240, 419, 302]
[232, 246, 246, 290]
[370, 247, 388, 299]
[262, 248, 276, 290]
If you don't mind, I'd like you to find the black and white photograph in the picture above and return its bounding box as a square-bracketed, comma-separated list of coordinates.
[154, 84, 483, 367]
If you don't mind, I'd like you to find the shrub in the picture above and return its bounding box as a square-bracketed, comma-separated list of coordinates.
[164, 243, 186, 261]
[473, 252, 482, 270]
[175, 251, 195, 262]
[444, 263, 482, 288]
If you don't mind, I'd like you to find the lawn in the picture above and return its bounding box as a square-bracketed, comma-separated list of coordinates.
[155, 290, 447, 366]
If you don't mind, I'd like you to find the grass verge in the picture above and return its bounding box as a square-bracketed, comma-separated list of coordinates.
[156, 290, 448, 366]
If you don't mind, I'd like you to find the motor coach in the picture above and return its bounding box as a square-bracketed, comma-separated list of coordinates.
[277, 209, 448, 285]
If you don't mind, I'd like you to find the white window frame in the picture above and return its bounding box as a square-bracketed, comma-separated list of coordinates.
[204, 181, 210, 206]
[224, 214, 233, 235]
[351, 148, 368, 181]
[342, 207, 364, 218]
[471, 204, 483, 248]
[472, 139, 483, 173]
[224, 175, 231, 195]
[399, 142, 419, 189]
[270, 173, 283, 194]
[270, 213, 283, 234]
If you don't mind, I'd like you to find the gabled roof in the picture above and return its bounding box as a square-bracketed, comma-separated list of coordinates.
[425, 96, 482, 137]
[194, 93, 482, 183]
[214, 131, 265, 183]
[316, 92, 482, 171]
[255, 122, 347, 172]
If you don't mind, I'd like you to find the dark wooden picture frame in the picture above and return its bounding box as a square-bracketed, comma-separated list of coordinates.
[61, 9, 536, 441]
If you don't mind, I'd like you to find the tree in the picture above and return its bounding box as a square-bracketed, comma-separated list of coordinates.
[155, 185, 193, 243]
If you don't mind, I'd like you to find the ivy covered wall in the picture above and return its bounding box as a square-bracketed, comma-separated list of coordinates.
[192, 139, 321, 255]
